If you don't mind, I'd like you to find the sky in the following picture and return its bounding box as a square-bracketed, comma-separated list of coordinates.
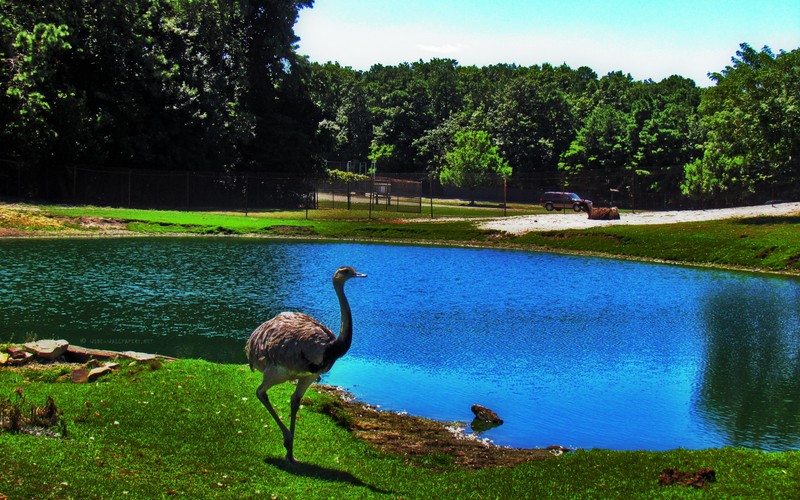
[294, 0, 799, 86]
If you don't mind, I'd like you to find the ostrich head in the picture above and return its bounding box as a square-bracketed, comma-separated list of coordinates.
[333, 266, 367, 286]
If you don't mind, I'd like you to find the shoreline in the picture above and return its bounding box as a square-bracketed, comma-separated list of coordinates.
[3, 225, 799, 279]
[1, 340, 556, 468]
[2, 201, 799, 279]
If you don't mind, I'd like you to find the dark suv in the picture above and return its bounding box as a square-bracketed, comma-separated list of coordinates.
[540, 192, 592, 212]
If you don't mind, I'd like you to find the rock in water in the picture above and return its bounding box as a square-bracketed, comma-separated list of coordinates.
[471, 404, 503, 425]
[24, 339, 69, 360]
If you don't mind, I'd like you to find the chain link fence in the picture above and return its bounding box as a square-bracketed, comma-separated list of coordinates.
[315, 175, 423, 213]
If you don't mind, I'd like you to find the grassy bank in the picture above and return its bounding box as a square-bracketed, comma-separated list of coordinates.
[512, 216, 800, 273]
[2, 359, 798, 498]
[2, 202, 799, 273]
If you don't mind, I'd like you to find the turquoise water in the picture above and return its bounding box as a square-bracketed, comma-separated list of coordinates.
[1, 238, 799, 451]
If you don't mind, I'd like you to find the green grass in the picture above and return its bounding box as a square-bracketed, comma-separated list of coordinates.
[511, 217, 800, 272]
[2, 202, 799, 272]
[2, 361, 798, 498]
[36, 204, 498, 242]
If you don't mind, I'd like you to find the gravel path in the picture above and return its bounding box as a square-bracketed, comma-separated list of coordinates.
[481, 202, 800, 235]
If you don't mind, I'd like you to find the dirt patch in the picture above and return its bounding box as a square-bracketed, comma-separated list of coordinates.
[72, 216, 129, 231]
[756, 246, 778, 259]
[0, 228, 28, 237]
[312, 385, 557, 469]
[658, 467, 716, 489]
[261, 225, 314, 236]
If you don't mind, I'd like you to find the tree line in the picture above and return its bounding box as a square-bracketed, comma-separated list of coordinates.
[2, 0, 798, 207]
[310, 45, 799, 207]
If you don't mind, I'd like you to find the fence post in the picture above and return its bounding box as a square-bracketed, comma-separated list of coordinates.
[72, 166, 77, 203]
[430, 176, 434, 219]
[244, 173, 249, 216]
[368, 176, 373, 219]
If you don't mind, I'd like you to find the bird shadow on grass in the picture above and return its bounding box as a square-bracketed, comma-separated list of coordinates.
[265, 457, 392, 495]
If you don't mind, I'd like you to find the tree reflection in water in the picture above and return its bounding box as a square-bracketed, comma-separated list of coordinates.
[698, 280, 800, 450]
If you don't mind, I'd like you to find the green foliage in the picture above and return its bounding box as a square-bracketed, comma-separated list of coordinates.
[440, 130, 510, 202]
[1, 2, 796, 210]
[0, 0, 320, 177]
[682, 44, 800, 204]
[309, 46, 797, 209]
[327, 168, 369, 183]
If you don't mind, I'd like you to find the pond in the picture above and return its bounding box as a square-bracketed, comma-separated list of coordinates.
[1, 237, 799, 451]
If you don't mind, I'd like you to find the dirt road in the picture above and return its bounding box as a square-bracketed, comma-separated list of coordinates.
[480, 202, 800, 235]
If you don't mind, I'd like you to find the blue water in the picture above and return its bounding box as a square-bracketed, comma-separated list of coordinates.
[1, 238, 799, 451]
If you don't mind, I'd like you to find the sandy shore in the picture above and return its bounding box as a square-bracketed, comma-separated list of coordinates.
[480, 202, 800, 235]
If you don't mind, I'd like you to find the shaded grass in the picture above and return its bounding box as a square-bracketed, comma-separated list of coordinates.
[1, 360, 798, 498]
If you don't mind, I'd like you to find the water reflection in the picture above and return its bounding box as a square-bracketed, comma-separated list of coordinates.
[697, 281, 800, 449]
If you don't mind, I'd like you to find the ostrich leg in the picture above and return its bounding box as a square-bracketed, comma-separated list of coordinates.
[285, 375, 317, 462]
[255, 372, 293, 459]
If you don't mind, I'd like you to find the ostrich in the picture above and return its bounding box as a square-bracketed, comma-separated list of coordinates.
[245, 266, 367, 463]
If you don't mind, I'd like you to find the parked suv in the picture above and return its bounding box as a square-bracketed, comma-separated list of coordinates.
[540, 192, 592, 212]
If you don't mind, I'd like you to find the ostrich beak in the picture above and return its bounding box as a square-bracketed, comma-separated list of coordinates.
[355, 272, 367, 278]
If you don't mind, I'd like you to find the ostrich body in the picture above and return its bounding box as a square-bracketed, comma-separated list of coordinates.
[245, 266, 366, 462]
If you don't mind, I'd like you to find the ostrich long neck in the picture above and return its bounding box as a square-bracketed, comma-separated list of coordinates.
[335, 281, 353, 350]
[323, 280, 353, 365]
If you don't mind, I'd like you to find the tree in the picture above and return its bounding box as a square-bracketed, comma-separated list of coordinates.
[682, 44, 800, 205]
[309, 62, 372, 161]
[559, 104, 631, 196]
[440, 129, 510, 204]
[239, 0, 322, 174]
[0, 0, 320, 184]
[488, 70, 576, 176]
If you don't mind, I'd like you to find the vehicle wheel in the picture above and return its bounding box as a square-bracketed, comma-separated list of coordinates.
[545, 203, 554, 211]
[573, 204, 583, 212]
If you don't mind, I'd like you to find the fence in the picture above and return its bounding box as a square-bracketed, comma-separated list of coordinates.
[0, 163, 425, 213]
[315, 175, 423, 213]
[0, 163, 316, 211]
[1, 161, 795, 211]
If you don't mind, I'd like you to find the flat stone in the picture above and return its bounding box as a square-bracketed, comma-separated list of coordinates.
[71, 368, 89, 384]
[8, 351, 33, 366]
[7, 346, 27, 359]
[119, 351, 158, 361]
[24, 339, 69, 360]
[64, 345, 120, 363]
[87, 366, 113, 382]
